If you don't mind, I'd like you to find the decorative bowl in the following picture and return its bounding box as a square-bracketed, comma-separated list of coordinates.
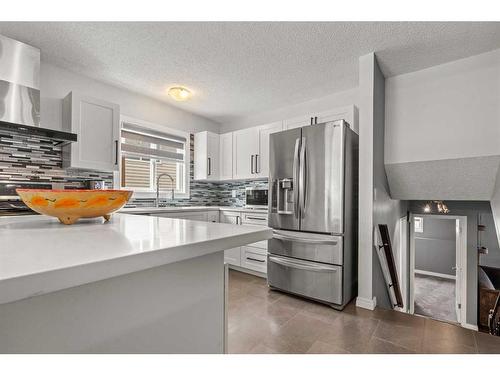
[16, 189, 133, 225]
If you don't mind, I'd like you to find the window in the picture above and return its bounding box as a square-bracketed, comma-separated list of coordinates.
[414, 216, 424, 233]
[120, 119, 189, 197]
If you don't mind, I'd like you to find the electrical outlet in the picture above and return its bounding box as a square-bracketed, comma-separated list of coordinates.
[231, 190, 237, 198]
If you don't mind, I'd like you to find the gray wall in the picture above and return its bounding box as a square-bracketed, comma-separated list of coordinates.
[409, 201, 500, 326]
[40, 62, 220, 134]
[415, 217, 456, 276]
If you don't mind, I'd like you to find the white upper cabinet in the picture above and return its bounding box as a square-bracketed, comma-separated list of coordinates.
[194, 131, 219, 180]
[62, 92, 120, 171]
[219, 132, 233, 180]
[283, 105, 357, 133]
[232, 121, 283, 179]
[232, 127, 259, 179]
[283, 115, 315, 130]
[255, 121, 283, 178]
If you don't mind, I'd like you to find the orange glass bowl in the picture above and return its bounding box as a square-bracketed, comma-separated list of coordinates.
[16, 189, 133, 225]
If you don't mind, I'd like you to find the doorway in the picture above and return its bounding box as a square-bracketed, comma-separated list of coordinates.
[408, 214, 467, 326]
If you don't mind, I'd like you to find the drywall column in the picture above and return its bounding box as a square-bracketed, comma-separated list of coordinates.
[356, 53, 377, 310]
[357, 53, 407, 310]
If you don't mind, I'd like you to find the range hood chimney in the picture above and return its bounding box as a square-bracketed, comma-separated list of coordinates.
[0, 34, 76, 144]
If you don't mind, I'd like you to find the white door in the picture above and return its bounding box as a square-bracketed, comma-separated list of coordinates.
[219, 132, 233, 180]
[454, 219, 463, 324]
[255, 121, 283, 178]
[233, 127, 259, 179]
[206, 132, 220, 180]
[64, 92, 120, 171]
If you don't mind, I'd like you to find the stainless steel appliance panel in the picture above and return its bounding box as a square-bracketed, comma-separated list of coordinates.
[0, 34, 40, 127]
[299, 121, 344, 234]
[268, 127, 301, 230]
[268, 229, 343, 265]
[268, 254, 343, 305]
[245, 187, 268, 209]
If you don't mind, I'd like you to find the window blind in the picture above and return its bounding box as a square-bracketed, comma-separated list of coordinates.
[121, 122, 186, 162]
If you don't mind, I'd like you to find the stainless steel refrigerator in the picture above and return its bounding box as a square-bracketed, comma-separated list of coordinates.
[267, 119, 358, 309]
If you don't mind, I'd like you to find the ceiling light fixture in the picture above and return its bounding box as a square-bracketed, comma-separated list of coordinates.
[423, 200, 449, 214]
[168, 86, 192, 101]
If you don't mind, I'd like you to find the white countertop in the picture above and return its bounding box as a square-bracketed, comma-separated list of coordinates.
[120, 205, 269, 215]
[0, 213, 272, 305]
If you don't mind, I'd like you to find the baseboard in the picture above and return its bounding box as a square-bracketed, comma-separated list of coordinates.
[415, 269, 456, 280]
[356, 296, 377, 310]
[461, 323, 478, 331]
[228, 265, 266, 279]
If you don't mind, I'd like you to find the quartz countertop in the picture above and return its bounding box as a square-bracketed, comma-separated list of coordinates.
[120, 205, 269, 215]
[0, 213, 272, 305]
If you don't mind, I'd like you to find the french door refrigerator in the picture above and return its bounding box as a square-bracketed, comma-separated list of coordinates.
[267, 119, 358, 309]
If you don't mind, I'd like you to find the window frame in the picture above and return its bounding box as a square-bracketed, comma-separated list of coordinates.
[414, 216, 424, 233]
[118, 115, 191, 199]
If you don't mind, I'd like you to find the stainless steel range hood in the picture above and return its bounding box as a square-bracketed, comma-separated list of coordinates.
[0, 34, 76, 145]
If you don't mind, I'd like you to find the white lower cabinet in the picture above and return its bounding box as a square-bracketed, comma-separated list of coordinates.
[224, 247, 241, 267]
[241, 246, 267, 273]
[222, 210, 268, 276]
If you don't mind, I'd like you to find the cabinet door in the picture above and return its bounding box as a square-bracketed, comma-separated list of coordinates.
[219, 211, 241, 225]
[233, 128, 259, 179]
[220, 211, 242, 266]
[207, 211, 219, 223]
[283, 115, 313, 130]
[63, 92, 120, 171]
[224, 247, 241, 267]
[241, 246, 267, 273]
[194, 131, 219, 181]
[219, 132, 233, 180]
[256, 121, 283, 177]
[206, 132, 219, 180]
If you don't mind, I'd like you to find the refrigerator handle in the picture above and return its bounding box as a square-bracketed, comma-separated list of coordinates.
[269, 255, 338, 272]
[299, 137, 307, 217]
[293, 138, 301, 219]
[273, 230, 338, 245]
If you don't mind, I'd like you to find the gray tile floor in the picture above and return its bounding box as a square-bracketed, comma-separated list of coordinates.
[228, 270, 500, 354]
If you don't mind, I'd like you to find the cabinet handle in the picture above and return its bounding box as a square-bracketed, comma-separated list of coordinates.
[310, 117, 313, 125]
[246, 216, 266, 221]
[246, 257, 265, 263]
[251, 155, 254, 174]
[255, 154, 259, 174]
[114, 140, 119, 165]
[314, 116, 318, 124]
[207, 157, 211, 176]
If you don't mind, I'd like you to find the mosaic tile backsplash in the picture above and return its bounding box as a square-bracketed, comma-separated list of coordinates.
[0, 132, 113, 188]
[1, 131, 267, 207]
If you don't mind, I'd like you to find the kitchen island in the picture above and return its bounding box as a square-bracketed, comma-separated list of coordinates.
[0, 213, 272, 353]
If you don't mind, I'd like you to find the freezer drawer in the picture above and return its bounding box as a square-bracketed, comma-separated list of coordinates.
[268, 230, 343, 265]
[267, 255, 343, 305]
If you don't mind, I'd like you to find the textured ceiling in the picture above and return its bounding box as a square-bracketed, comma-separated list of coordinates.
[1, 22, 499, 124]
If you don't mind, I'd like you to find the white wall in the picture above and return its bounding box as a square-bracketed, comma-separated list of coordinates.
[356, 53, 376, 310]
[385, 48, 500, 165]
[39, 62, 220, 134]
[219, 87, 359, 132]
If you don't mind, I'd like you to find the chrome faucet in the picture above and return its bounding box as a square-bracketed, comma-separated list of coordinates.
[156, 173, 175, 207]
